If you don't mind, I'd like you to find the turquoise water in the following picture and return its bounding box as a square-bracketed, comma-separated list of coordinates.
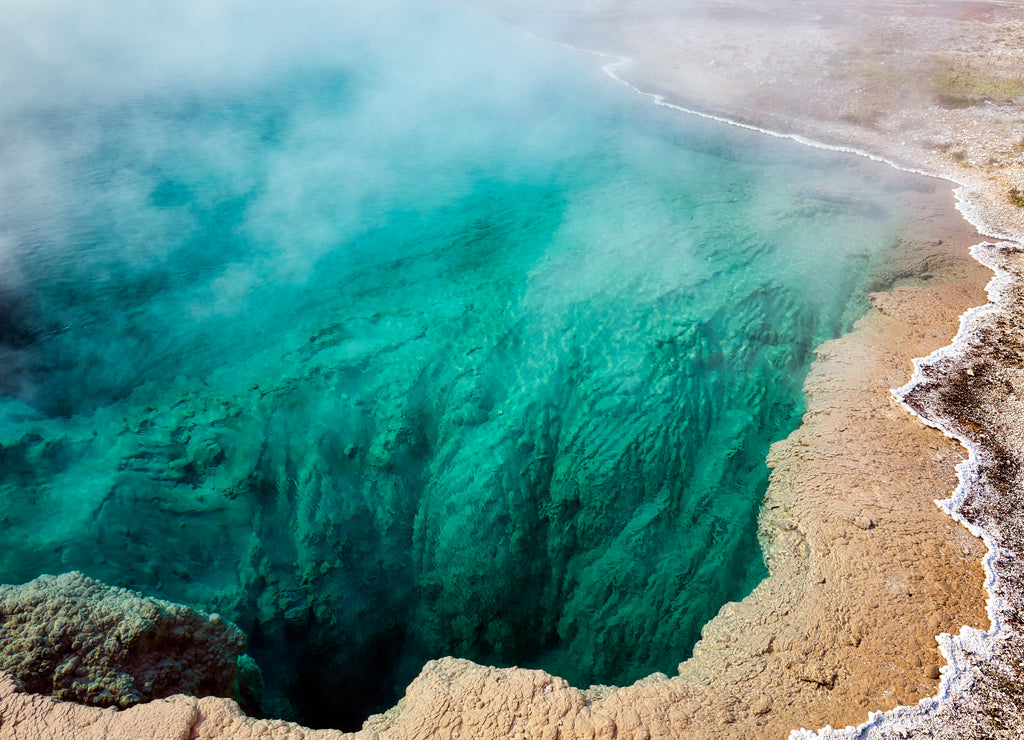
[0, 0, 926, 728]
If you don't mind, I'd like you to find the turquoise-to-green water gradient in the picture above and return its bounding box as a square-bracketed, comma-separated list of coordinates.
[0, 0, 928, 729]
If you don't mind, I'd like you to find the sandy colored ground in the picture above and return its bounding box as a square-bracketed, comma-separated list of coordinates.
[5, 1, 1024, 738]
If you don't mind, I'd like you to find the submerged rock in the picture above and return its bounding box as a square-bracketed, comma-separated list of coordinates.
[0, 571, 253, 709]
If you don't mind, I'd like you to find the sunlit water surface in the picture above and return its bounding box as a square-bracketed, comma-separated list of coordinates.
[0, 0, 929, 728]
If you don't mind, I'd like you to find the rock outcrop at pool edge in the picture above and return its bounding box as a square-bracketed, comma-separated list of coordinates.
[0, 669, 353, 740]
[0, 571, 253, 710]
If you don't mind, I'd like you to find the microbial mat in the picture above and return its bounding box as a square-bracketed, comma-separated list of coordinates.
[0, 0, 935, 729]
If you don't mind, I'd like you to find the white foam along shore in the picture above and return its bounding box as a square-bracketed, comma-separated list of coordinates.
[550, 39, 1024, 740]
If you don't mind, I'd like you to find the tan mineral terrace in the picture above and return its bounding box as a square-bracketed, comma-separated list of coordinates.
[4, 0, 1024, 738]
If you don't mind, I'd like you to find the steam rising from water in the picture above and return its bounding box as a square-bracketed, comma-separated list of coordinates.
[0, 0, 922, 729]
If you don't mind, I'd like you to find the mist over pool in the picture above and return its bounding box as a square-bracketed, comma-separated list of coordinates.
[0, 0, 930, 729]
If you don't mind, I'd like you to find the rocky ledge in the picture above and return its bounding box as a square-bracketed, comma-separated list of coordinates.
[0, 572, 256, 711]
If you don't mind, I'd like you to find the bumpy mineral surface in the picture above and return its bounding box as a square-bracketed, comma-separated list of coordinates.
[0, 571, 249, 709]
